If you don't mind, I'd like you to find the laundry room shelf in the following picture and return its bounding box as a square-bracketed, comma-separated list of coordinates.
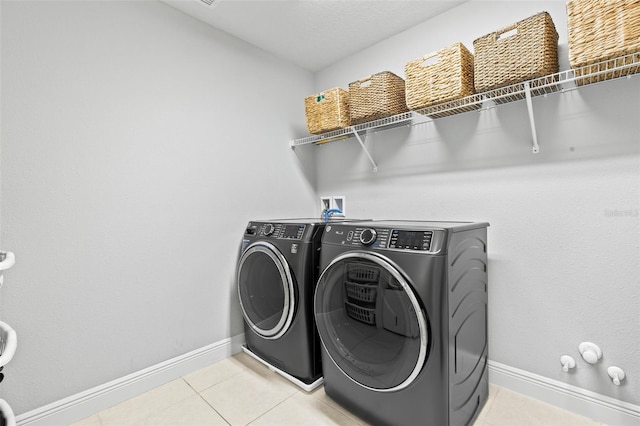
[290, 111, 418, 172]
[290, 52, 640, 170]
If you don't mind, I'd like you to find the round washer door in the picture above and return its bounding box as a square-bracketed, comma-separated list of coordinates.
[237, 241, 295, 339]
[314, 251, 429, 392]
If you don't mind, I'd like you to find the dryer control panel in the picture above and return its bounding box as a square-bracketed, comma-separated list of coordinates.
[324, 224, 444, 254]
[389, 229, 433, 251]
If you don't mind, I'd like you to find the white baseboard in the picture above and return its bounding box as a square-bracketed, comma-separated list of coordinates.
[489, 360, 640, 426]
[15, 348, 638, 426]
[16, 334, 245, 426]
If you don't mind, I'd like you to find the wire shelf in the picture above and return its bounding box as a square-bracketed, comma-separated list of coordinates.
[291, 111, 415, 147]
[290, 52, 640, 148]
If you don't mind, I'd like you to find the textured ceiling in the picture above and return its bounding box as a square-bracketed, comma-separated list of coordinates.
[162, 0, 467, 71]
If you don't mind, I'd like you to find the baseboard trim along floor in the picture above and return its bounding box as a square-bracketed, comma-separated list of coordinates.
[15, 334, 245, 426]
[488, 360, 640, 426]
[15, 340, 639, 426]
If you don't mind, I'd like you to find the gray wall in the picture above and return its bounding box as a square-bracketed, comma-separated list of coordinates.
[313, 1, 640, 405]
[0, 1, 316, 414]
[1, 0, 638, 418]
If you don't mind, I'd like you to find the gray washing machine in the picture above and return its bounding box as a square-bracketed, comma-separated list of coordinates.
[314, 220, 489, 425]
[237, 219, 326, 390]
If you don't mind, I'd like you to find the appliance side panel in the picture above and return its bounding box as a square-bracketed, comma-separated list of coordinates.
[447, 226, 489, 425]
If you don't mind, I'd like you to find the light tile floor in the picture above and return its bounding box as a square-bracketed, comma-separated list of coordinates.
[73, 352, 603, 426]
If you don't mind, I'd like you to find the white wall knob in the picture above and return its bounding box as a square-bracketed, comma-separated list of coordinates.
[560, 355, 576, 372]
[607, 366, 625, 386]
[0, 251, 16, 271]
[0, 321, 18, 368]
[0, 399, 16, 426]
[578, 342, 602, 364]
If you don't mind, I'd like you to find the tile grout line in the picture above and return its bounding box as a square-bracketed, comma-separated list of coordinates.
[96, 379, 198, 426]
[314, 398, 369, 425]
[244, 391, 302, 425]
[182, 354, 298, 426]
[95, 411, 106, 426]
[182, 362, 251, 425]
[480, 385, 502, 421]
[183, 356, 253, 394]
[195, 392, 232, 426]
[307, 390, 369, 425]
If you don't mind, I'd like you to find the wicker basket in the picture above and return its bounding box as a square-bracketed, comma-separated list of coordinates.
[473, 12, 559, 92]
[405, 42, 475, 111]
[304, 87, 350, 135]
[567, 0, 640, 85]
[349, 72, 408, 124]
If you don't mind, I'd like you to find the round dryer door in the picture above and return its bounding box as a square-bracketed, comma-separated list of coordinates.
[237, 242, 295, 339]
[314, 252, 429, 392]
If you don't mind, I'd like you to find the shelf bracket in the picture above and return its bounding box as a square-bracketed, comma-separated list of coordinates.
[524, 81, 540, 154]
[351, 128, 378, 172]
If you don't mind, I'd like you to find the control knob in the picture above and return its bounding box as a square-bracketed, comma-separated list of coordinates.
[263, 224, 275, 236]
[360, 228, 377, 245]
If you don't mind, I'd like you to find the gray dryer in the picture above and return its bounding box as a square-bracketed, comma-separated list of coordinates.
[314, 220, 489, 425]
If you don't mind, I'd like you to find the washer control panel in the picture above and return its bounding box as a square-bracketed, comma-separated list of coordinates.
[245, 222, 306, 240]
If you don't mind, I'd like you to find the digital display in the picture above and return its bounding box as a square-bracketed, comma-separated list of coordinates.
[282, 225, 303, 239]
[390, 230, 432, 251]
[396, 231, 423, 248]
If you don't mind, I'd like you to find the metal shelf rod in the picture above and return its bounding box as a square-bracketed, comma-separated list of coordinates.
[351, 129, 378, 172]
[524, 82, 540, 154]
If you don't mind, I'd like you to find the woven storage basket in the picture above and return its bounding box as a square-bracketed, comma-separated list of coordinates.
[305, 87, 350, 135]
[405, 42, 475, 111]
[567, 0, 640, 85]
[473, 12, 559, 92]
[349, 72, 408, 124]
